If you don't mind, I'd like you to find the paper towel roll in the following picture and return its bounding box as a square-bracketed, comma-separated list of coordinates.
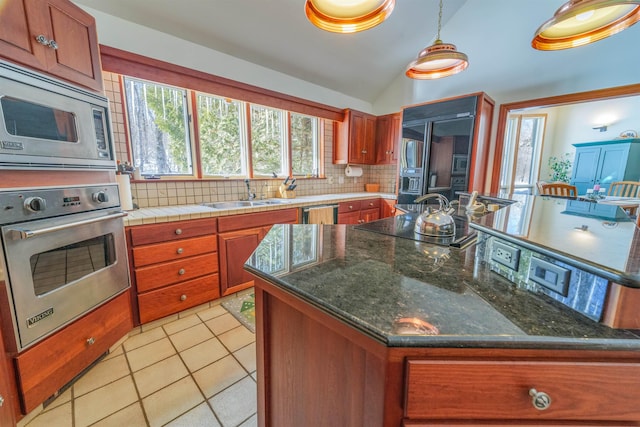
[116, 174, 134, 211]
[345, 165, 363, 177]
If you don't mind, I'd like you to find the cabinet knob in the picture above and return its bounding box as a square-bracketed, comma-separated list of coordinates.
[48, 39, 58, 49]
[528, 388, 552, 410]
[0, 394, 4, 407]
[178, 268, 186, 275]
[86, 337, 95, 346]
[175, 228, 183, 235]
[176, 248, 184, 254]
[369, 202, 373, 206]
[349, 205, 353, 210]
[180, 294, 187, 301]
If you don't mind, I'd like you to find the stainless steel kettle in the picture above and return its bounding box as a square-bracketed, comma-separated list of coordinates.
[413, 193, 456, 237]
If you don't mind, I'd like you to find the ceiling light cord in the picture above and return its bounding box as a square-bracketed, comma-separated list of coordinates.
[436, 0, 443, 41]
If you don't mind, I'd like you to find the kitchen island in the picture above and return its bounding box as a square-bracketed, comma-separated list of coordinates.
[245, 199, 640, 426]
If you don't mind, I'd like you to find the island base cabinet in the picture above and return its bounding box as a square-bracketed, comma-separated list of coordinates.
[254, 276, 640, 427]
[405, 360, 640, 423]
[255, 280, 389, 427]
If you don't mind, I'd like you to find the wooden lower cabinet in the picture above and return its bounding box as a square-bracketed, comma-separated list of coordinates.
[127, 218, 219, 325]
[15, 292, 132, 414]
[219, 227, 268, 296]
[337, 198, 381, 224]
[217, 208, 298, 296]
[0, 320, 16, 426]
[381, 199, 398, 218]
[254, 276, 640, 427]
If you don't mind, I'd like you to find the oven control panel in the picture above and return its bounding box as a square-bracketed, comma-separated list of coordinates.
[0, 184, 121, 223]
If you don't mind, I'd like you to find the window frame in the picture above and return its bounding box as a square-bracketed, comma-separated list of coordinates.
[121, 75, 323, 180]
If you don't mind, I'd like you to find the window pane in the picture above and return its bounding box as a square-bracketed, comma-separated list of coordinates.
[197, 94, 244, 176]
[124, 77, 192, 175]
[251, 105, 284, 176]
[291, 113, 319, 176]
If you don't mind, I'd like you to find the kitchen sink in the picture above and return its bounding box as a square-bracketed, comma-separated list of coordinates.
[201, 199, 291, 209]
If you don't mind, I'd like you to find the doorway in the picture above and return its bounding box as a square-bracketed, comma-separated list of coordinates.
[499, 114, 546, 195]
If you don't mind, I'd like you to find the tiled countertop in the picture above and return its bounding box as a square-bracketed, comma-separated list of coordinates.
[122, 192, 396, 226]
[245, 223, 640, 350]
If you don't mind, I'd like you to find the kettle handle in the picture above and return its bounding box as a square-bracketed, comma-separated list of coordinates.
[414, 193, 450, 212]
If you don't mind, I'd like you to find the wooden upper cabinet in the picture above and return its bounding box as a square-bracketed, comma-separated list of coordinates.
[335, 109, 377, 165]
[375, 112, 401, 165]
[0, 0, 103, 92]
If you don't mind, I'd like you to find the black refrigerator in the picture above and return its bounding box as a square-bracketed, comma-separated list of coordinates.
[398, 96, 477, 204]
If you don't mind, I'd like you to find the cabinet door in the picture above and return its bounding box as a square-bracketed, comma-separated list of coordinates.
[381, 199, 397, 218]
[375, 113, 401, 165]
[597, 144, 629, 187]
[360, 207, 380, 223]
[24, 0, 103, 92]
[0, 0, 45, 71]
[347, 110, 376, 164]
[338, 211, 361, 224]
[570, 147, 600, 195]
[219, 227, 267, 296]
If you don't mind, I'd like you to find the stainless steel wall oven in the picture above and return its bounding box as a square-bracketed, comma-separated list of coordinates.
[0, 184, 129, 352]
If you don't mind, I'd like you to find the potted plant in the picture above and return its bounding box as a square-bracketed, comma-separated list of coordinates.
[547, 153, 573, 183]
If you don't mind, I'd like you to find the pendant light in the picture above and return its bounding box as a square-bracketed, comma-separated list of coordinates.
[406, 0, 468, 80]
[305, 0, 396, 34]
[532, 0, 640, 50]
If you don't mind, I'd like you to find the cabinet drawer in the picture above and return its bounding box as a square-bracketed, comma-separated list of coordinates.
[338, 200, 361, 213]
[135, 253, 219, 292]
[132, 235, 217, 267]
[405, 359, 640, 422]
[138, 274, 220, 323]
[15, 292, 132, 413]
[129, 218, 217, 246]
[217, 208, 298, 233]
[360, 198, 380, 210]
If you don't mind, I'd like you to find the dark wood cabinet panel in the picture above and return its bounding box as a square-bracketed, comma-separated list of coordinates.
[0, 318, 16, 426]
[381, 199, 397, 218]
[15, 292, 132, 413]
[128, 218, 219, 324]
[337, 198, 381, 224]
[335, 109, 377, 165]
[218, 227, 266, 296]
[1, 0, 103, 92]
[376, 112, 401, 165]
[138, 274, 220, 323]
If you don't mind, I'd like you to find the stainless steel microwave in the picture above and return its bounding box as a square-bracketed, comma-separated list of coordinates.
[0, 61, 115, 170]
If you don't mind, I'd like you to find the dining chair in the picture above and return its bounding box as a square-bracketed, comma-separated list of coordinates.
[539, 182, 578, 198]
[607, 181, 640, 198]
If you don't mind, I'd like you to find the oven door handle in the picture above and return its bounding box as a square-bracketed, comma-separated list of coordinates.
[8, 211, 127, 240]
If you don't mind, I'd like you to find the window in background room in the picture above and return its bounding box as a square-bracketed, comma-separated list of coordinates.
[123, 77, 193, 176]
[499, 114, 547, 194]
[197, 94, 246, 177]
[251, 105, 285, 177]
[290, 113, 319, 177]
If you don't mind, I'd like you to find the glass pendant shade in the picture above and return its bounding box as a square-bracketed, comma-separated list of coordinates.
[532, 0, 640, 50]
[305, 0, 395, 33]
[406, 40, 469, 80]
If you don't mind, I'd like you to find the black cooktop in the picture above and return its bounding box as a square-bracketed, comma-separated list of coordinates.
[354, 211, 477, 249]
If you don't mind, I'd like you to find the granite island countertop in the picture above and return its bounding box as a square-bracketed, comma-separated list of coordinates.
[245, 222, 640, 350]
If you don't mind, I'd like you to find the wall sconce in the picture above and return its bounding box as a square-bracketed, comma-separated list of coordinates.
[592, 125, 608, 132]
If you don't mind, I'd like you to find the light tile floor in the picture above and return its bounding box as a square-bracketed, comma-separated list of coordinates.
[21, 303, 257, 427]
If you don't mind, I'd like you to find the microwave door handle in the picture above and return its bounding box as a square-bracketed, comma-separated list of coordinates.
[8, 211, 127, 240]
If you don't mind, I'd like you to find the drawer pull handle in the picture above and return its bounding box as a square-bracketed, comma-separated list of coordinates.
[86, 337, 95, 346]
[175, 228, 182, 235]
[176, 248, 184, 254]
[180, 294, 187, 301]
[529, 388, 551, 410]
[178, 268, 186, 275]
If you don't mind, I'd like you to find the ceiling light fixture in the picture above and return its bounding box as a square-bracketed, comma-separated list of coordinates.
[532, 0, 640, 50]
[305, 0, 396, 34]
[406, 0, 468, 80]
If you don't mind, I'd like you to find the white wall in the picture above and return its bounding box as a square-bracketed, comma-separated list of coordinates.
[531, 96, 640, 182]
[82, 7, 372, 113]
[372, 0, 640, 114]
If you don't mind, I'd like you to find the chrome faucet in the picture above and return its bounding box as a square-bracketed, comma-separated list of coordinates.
[244, 179, 256, 200]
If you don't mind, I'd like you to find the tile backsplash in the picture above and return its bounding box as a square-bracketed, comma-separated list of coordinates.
[104, 72, 397, 208]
